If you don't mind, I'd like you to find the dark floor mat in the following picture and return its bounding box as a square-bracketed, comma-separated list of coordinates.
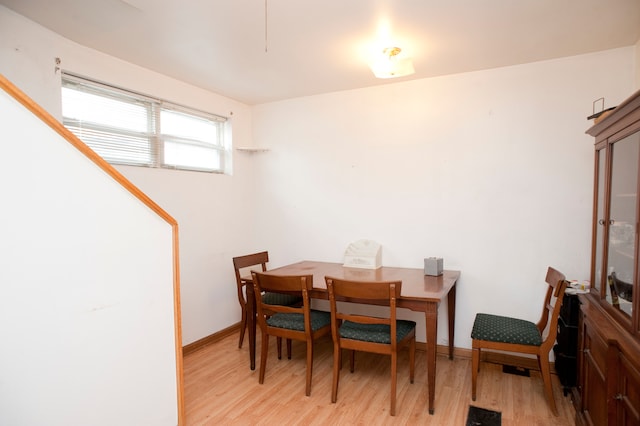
[466, 405, 502, 426]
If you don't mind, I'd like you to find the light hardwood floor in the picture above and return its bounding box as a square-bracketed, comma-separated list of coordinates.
[184, 333, 576, 425]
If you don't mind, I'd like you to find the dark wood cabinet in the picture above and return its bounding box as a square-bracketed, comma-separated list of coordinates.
[576, 89, 640, 425]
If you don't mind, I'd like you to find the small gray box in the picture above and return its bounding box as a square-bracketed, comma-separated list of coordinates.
[424, 257, 443, 276]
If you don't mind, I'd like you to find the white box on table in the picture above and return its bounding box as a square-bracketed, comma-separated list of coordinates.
[344, 240, 382, 269]
[424, 257, 443, 276]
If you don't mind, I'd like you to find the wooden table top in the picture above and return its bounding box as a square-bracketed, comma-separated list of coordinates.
[265, 260, 460, 302]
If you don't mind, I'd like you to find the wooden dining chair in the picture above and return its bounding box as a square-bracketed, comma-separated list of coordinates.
[233, 251, 301, 351]
[608, 271, 633, 310]
[325, 276, 416, 416]
[471, 266, 568, 416]
[251, 271, 331, 396]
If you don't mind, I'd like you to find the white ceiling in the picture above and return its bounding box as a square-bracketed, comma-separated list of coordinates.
[2, 0, 639, 105]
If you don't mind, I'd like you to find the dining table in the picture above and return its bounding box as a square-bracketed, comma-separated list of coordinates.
[244, 260, 460, 415]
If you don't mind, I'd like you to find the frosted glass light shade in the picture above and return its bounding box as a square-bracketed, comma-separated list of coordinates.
[369, 47, 415, 79]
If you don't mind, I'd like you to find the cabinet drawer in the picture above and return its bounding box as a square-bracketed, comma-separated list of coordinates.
[581, 318, 608, 425]
[583, 319, 607, 375]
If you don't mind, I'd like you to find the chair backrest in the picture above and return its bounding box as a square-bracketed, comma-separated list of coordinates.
[233, 251, 269, 304]
[537, 267, 568, 350]
[325, 276, 402, 348]
[609, 271, 633, 302]
[251, 272, 313, 335]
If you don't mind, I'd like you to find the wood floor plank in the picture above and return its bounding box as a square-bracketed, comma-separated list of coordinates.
[184, 333, 576, 425]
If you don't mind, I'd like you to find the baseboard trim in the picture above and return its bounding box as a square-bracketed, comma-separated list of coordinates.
[183, 323, 240, 356]
[479, 350, 543, 371]
[428, 342, 546, 371]
[185, 325, 550, 372]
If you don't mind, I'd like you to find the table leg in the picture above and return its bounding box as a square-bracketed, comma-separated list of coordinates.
[447, 283, 456, 360]
[425, 303, 438, 415]
[246, 282, 257, 370]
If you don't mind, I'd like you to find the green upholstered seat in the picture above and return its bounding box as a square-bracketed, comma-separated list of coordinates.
[266, 310, 331, 332]
[471, 313, 541, 346]
[340, 320, 417, 344]
[261, 292, 302, 306]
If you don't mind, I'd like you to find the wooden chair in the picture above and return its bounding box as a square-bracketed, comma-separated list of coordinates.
[608, 271, 633, 307]
[233, 251, 301, 351]
[251, 271, 331, 396]
[471, 266, 568, 416]
[325, 276, 416, 416]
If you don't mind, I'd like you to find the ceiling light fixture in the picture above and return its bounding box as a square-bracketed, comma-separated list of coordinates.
[370, 47, 415, 79]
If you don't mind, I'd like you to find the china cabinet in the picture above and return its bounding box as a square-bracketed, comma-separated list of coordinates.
[576, 89, 640, 425]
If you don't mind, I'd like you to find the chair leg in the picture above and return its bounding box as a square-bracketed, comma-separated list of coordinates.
[305, 340, 313, 396]
[538, 354, 559, 416]
[390, 351, 397, 416]
[238, 306, 247, 349]
[471, 346, 480, 401]
[277, 337, 282, 359]
[349, 350, 355, 373]
[287, 338, 292, 360]
[259, 333, 269, 384]
[409, 338, 416, 384]
[331, 343, 341, 403]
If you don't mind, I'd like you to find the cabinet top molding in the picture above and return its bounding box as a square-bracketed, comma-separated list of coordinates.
[587, 89, 640, 138]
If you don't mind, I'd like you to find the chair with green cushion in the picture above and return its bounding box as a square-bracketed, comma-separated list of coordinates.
[251, 271, 331, 396]
[471, 266, 567, 416]
[325, 276, 416, 416]
[233, 251, 302, 355]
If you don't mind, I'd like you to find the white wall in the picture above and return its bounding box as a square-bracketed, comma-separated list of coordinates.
[251, 48, 636, 349]
[0, 83, 177, 424]
[0, 5, 258, 346]
[1, 4, 637, 354]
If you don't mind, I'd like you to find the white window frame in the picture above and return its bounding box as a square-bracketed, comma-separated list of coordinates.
[61, 73, 230, 173]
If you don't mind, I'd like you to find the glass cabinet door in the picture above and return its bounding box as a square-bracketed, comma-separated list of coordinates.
[605, 132, 639, 319]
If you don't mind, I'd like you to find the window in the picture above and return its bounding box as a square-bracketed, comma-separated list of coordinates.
[61, 73, 229, 173]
